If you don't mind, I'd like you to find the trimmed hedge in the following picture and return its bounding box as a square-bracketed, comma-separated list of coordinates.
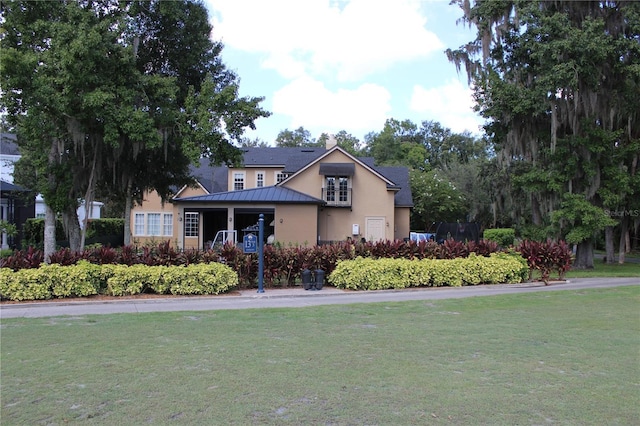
[483, 228, 516, 247]
[328, 253, 529, 290]
[22, 218, 125, 249]
[105, 263, 238, 296]
[0, 262, 238, 301]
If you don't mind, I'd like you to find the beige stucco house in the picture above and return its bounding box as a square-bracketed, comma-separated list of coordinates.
[130, 142, 413, 250]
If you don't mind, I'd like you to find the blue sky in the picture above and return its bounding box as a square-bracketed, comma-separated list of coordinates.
[204, 0, 483, 145]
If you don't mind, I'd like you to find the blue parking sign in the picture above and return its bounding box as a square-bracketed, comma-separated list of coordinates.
[243, 233, 257, 253]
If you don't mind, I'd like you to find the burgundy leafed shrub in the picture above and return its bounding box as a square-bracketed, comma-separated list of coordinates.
[116, 245, 138, 265]
[441, 239, 469, 259]
[48, 247, 83, 266]
[467, 240, 499, 257]
[0, 246, 44, 271]
[516, 240, 573, 284]
[85, 246, 118, 265]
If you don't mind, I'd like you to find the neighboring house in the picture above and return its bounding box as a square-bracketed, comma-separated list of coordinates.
[1, 134, 34, 249]
[0, 180, 34, 249]
[34, 195, 103, 227]
[1, 133, 21, 183]
[1, 133, 103, 242]
[131, 140, 413, 250]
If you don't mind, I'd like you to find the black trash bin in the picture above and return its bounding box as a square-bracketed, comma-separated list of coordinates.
[314, 269, 324, 290]
[302, 269, 313, 290]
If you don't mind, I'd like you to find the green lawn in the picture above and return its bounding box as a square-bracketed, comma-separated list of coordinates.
[565, 260, 640, 278]
[1, 287, 639, 425]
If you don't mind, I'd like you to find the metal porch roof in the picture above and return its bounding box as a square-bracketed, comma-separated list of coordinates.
[174, 185, 325, 204]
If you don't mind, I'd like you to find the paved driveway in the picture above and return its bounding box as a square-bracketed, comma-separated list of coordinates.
[1, 277, 638, 319]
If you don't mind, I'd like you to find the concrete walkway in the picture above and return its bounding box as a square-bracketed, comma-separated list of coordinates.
[1, 277, 638, 319]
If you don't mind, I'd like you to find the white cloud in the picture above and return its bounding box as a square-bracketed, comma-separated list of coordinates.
[207, 0, 443, 82]
[410, 79, 483, 134]
[272, 76, 391, 135]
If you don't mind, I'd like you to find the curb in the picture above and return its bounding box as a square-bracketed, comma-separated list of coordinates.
[0, 280, 586, 310]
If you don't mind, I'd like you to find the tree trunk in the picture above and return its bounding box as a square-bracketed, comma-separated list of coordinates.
[80, 139, 100, 252]
[43, 204, 57, 264]
[573, 239, 594, 269]
[531, 194, 542, 226]
[62, 205, 82, 252]
[604, 225, 615, 263]
[44, 138, 59, 263]
[618, 218, 628, 264]
[123, 176, 133, 246]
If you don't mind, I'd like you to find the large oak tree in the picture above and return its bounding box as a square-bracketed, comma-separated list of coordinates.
[447, 0, 639, 267]
[1, 0, 269, 258]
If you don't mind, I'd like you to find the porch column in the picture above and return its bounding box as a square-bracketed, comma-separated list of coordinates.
[177, 206, 184, 250]
[227, 207, 235, 231]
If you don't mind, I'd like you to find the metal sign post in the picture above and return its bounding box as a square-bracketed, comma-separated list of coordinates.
[257, 214, 265, 293]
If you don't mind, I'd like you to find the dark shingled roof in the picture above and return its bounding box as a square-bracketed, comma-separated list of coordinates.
[376, 166, 414, 207]
[175, 186, 325, 204]
[242, 147, 325, 172]
[188, 163, 228, 194]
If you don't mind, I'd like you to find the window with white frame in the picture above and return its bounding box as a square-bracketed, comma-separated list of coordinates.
[184, 212, 199, 237]
[275, 171, 288, 183]
[134, 213, 145, 235]
[134, 213, 173, 236]
[256, 171, 265, 188]
[163, 213, 173, 236]
[147, 213, 161, 236]
[233, 172, 245, 190]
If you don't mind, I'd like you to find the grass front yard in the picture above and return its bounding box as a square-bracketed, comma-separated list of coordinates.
[1, 286, 638, 425]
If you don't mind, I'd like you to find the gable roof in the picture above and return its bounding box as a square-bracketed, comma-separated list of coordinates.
[279, 145, 396, 187]
[175, 185, 325, 205]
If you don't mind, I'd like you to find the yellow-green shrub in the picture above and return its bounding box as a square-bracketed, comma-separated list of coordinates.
[327, 257, 417, 290]
[42, 261, 101, 298]
[167, 263, 238, 295]
[1, 261, 239, 301]
[328, 253, 529, 290]
[105, 263, 238, 296]
[106, 264, 153, 296]
[0, 268, 51, 301]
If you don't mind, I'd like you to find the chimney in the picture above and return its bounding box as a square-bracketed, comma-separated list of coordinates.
[325, 134, 337, 150]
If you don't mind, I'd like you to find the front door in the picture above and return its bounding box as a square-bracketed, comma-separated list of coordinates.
[365, 217, 385, 242]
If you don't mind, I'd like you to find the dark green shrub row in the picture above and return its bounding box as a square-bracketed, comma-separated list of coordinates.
[0, 261, 238, 301]
[22, 219, 66, 248]
[22, 218, 124, 249]
[328, 253, 530, 290]
[483, 228, 516, 247]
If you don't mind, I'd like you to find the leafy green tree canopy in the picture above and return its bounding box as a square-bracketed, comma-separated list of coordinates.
[1, 0, 270, 254]
[447, 0, 639, 267]
[275, 127, 319, 147]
